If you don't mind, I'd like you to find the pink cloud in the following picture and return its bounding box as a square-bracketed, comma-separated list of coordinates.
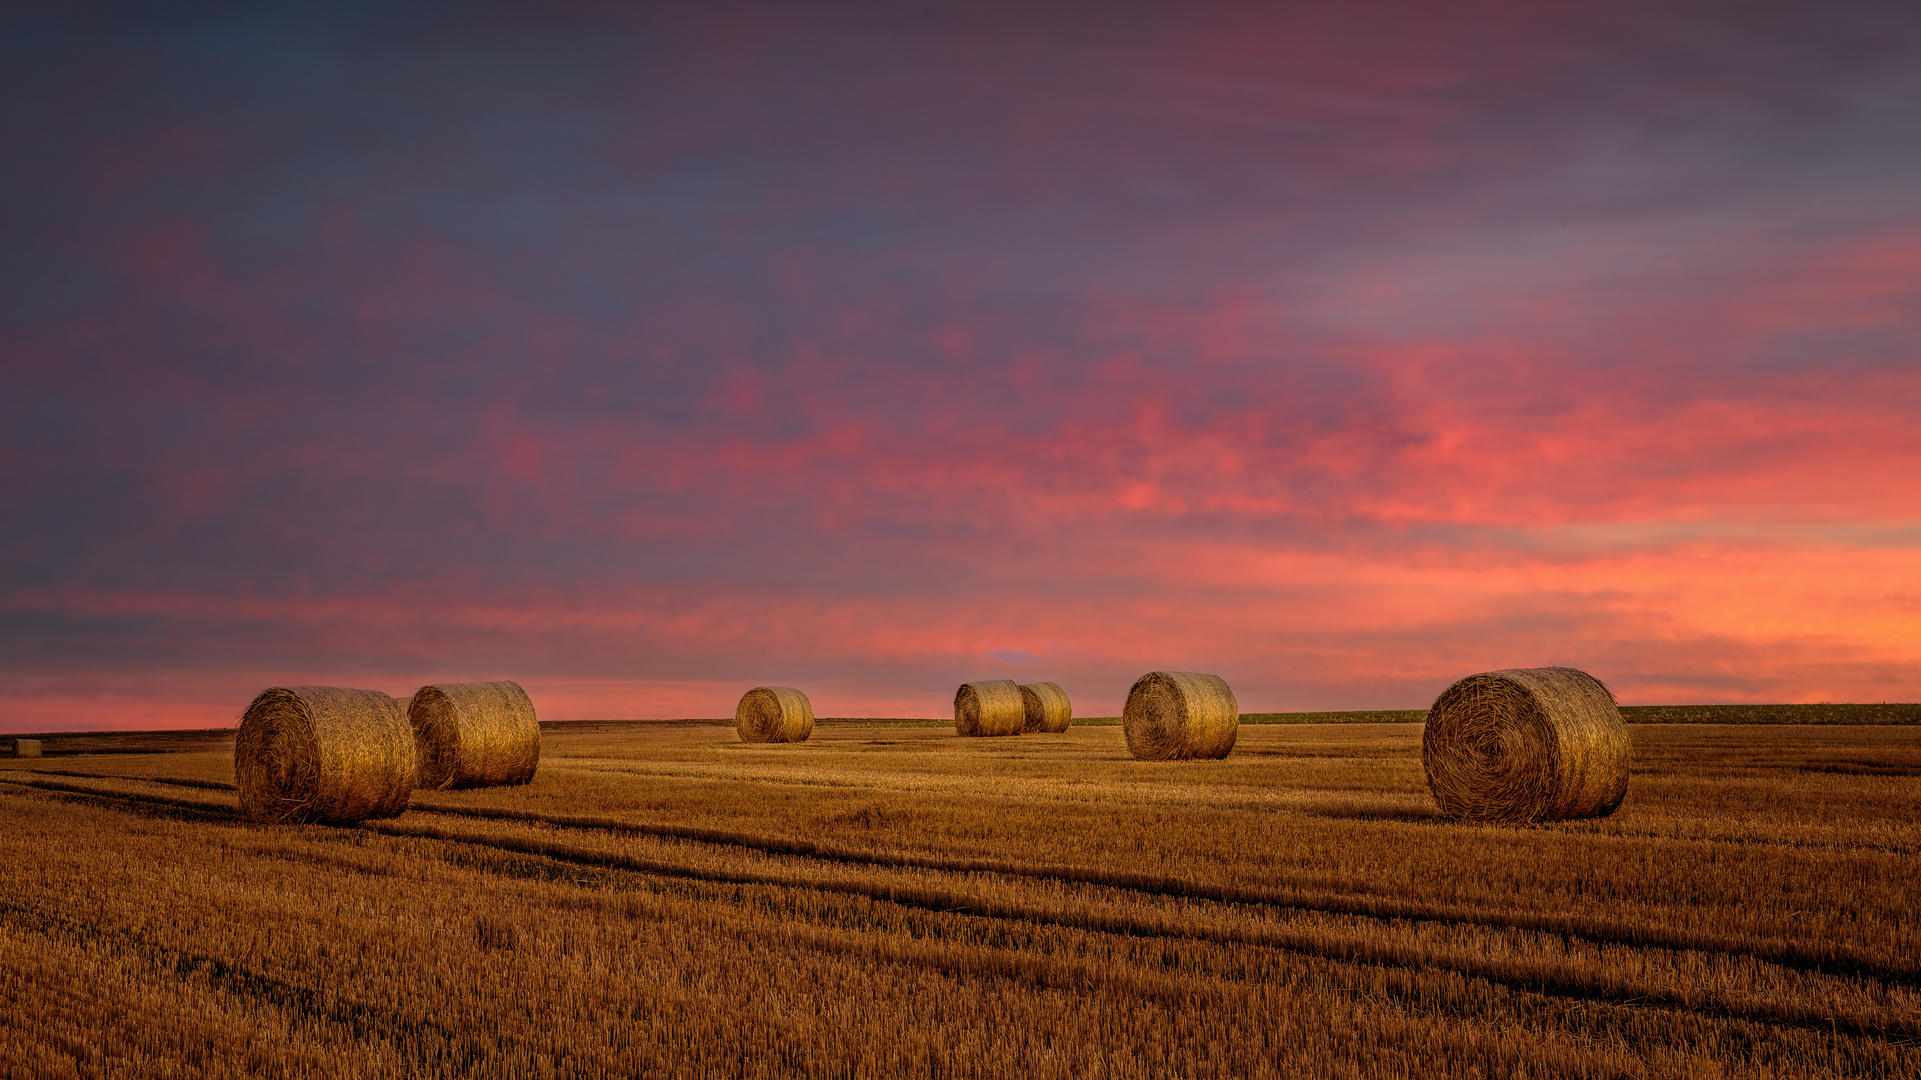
[6, 2, 1918, 729]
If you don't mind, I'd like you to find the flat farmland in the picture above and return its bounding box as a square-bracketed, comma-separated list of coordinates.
[1, 721, 1917, 1078]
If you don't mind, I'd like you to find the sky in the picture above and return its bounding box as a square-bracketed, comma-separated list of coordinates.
[4, 0, 1920, 730]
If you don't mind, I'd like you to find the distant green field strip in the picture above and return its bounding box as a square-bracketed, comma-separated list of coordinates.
[834, 704, 1921, 727]
[1619, 703, 1921, 724]
[1244, 705, 1921, 725]
[814, 714, 1430, 727]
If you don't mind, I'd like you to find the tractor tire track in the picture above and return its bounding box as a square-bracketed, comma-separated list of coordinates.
[366, 815, 1921, 1044]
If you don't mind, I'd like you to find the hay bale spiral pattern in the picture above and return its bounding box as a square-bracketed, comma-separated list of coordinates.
[1019, 682, 1073, 733]
[236, 686, 415, 824]
[736, 685, 815, 743]
[408, 680, 541, 790]
[955, 679, 1025, 737]
[1123, 671, 1238, 760]
[1422, 667, 1631, 823]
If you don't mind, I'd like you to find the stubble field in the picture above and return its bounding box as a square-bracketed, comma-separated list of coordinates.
[1, 719, 1916, 1078]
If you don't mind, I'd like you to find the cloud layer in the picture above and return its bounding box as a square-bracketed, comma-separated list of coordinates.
[5, 1, 1919, 728]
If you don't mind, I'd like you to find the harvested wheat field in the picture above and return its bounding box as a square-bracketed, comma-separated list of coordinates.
[1, 716, 1917, 1078]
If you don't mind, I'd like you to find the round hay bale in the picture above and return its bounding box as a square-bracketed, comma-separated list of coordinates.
[1422, 666, 1630, 823]
[1123, 671, 1238, 760]
[408, 680, 541, 789]
[735, 685, 815, 743]
[235, 686, 415, 824]
[955, 679, 1024, 737]
[1019, 682, 1072, 733]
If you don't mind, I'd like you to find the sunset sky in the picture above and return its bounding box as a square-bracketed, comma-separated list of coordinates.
[5, 1, 1919, 730]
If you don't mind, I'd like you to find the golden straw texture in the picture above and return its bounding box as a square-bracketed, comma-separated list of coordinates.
[954, 680, 1025, 737]
[1018, 682, 1073, 733]
[408, 681, 541, 790]
[1423, 667, 1631, 823]
[735, 685, 815, 743]
[1122, 671, 1239, 760]
[8, 739, 41, 759]
[235, 686, 415, 824]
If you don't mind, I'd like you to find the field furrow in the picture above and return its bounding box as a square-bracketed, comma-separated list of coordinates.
[4, 721, 1916, 1078]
